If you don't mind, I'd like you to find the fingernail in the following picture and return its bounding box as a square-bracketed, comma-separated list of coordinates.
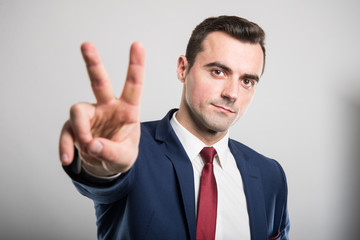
[89, 140, 103, 155]
[61, 153, 69, 164]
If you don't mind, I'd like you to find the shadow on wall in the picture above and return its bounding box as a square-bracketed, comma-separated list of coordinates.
[342, 94, 360, 239]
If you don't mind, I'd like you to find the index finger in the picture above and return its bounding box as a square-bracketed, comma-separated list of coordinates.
[120, 42, 145, 105]
[81, 42, 115, 104]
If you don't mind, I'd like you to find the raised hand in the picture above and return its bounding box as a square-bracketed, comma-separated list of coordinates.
[59, 42, 145, 176]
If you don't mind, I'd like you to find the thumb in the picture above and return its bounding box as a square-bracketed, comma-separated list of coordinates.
[87, 137, 132, 164]
[87, 137, 137, 173]
[88, 139, 103, 156]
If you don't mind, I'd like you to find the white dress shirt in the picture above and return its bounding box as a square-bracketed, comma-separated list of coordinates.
[170, 113, 251, 240]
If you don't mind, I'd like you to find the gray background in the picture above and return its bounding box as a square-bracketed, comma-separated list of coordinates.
[1, 0, 359, 239]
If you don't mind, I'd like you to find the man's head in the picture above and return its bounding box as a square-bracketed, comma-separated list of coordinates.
[185, 15, 266, 74]
[176, 16, 265, 145]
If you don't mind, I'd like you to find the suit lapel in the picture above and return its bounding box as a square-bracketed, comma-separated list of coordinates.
[155, 110, 196, 240]
[154, 110, 268, 240]
[229, 140, 268, 240]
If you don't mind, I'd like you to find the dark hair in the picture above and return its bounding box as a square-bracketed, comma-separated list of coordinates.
[185, 15, 266, 74]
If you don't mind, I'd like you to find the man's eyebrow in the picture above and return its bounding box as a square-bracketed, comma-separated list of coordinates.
[241, 73, 260, 82]
[204, 62, 260, 82]
[203, 62, 233, 74]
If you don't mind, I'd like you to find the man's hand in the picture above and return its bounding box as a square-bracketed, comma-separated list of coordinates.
[59, 42, 145, 176]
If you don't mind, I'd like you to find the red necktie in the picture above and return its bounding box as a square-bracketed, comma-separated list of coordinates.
[196, 147, 217, 240]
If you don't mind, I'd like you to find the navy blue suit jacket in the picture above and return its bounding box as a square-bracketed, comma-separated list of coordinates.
[65, 109, 290, 240]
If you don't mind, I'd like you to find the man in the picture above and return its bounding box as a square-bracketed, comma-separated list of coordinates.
[59, 16, 290, 240]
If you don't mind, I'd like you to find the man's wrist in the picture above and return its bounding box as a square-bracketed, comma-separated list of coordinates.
[81, 160, 121, 180]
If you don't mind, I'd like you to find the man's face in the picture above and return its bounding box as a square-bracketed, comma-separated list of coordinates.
[177, 31, 264, 139]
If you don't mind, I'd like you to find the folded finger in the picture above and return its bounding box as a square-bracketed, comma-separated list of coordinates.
[70, 102, 95, 148]
[59, 121, 75, 165]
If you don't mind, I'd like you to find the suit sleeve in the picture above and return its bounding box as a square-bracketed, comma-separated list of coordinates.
[279, 208, 290, 239]
[277, 161, 290, 240]
[63, 148, 135, 204]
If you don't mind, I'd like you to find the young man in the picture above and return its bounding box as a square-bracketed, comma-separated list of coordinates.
[60, 16, 290, 240]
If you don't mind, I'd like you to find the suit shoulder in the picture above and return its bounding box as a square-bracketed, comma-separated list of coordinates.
[229, 139, 286, 178]
[229, 139, 266, 159]
[229, 139, 288, 198]
[140, 120, 160, 137]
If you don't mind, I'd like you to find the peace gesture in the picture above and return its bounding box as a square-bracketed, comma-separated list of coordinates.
[59, 42, 145, 176]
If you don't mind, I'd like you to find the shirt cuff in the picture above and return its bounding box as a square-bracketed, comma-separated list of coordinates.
[81, 162, 122, 180]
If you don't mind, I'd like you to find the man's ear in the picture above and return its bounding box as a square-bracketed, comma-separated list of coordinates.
[176, 55, 188, 83]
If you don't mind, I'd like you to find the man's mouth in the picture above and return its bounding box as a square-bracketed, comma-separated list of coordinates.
[212, 104, 235, 113]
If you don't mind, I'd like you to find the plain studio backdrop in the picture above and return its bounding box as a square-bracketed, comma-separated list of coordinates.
[0, 0, 359, 239]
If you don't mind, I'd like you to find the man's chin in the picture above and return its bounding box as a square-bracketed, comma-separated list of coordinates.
[203, 118, 234, 133]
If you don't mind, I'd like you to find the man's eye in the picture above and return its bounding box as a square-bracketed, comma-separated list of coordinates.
[212, 69, 224, 76]
[242, 79, 256, 89]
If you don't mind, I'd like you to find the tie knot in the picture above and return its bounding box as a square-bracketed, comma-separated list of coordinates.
[200, 147, 217, 164]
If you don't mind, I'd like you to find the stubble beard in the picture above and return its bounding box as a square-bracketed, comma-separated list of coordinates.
[188, 102, 240, 135]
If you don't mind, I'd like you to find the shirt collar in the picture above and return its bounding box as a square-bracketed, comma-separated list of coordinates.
[170, 111, 230, 168]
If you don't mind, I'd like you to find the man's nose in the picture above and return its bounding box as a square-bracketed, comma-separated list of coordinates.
[221, 78, 239, 103]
